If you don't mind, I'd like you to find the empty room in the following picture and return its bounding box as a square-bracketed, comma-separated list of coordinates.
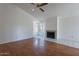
[0, 3, 79, 56]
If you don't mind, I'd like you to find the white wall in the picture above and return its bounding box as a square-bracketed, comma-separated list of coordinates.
[58, 16, 79, 48]
[59, 16, 79, 41]
[46, 16, 57, 31]
[0, 4, 36, 44]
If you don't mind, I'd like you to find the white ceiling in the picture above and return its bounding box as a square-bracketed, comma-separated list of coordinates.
[13, 3, 79, 20]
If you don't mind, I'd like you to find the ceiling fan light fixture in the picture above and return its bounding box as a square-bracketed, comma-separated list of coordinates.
[31, 3, 48, 12]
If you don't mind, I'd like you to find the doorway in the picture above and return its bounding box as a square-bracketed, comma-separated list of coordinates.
[33, 20, 45, 39]
[33, 20, 45, 47]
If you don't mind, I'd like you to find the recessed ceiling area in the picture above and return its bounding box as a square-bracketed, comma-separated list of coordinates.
[13, 3, 79, 20]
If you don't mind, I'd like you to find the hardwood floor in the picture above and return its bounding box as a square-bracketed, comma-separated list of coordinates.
[0, 38, 79, 56]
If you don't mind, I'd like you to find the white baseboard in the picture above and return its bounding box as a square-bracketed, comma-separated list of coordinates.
[46, 38, 79, 48]
[0, 36, 33, 44]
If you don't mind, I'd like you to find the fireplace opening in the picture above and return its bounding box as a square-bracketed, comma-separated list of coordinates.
[46, 31, 56, 39]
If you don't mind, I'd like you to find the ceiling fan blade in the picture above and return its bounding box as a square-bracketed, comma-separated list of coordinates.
[39, 8, 44, 12]
[38, 3, 48, 7]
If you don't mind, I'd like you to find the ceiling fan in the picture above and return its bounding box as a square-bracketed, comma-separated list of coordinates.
[31, 3, 48, 12]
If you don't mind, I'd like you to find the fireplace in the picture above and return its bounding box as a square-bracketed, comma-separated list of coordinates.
[46, 31, 56, 39]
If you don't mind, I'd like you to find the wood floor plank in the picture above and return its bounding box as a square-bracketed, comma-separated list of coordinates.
[0, 38, 79, 56]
